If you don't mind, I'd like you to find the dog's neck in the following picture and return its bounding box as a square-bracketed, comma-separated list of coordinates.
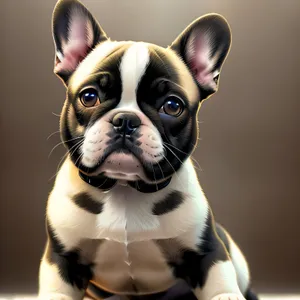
[78, 170, 173, 194]
[54, 156, 203, 204]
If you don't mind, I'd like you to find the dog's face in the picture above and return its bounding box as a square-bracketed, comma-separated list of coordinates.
[52, 0, 231, 183]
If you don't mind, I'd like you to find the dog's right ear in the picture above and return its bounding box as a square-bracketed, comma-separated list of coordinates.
[169, 14, 231, 101]
[52, 0, 108, 85]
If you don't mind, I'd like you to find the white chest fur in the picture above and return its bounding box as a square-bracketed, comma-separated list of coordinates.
[47, 157, 209, 294]
[48, 158, 208, 245]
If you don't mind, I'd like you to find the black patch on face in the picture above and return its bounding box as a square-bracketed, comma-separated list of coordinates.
[73, 192, 104, 214]
[70, 44, 131, 128]
[135, 46, 199, 181]
[152, 191, 184, 215]
[61, 44, 131, 171]
[156, 210, 229, 289]
[45, 220, 93, 290]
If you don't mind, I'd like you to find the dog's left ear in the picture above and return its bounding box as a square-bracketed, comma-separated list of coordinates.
[52, 0, 108, 84]
[170, 14, 231, 100]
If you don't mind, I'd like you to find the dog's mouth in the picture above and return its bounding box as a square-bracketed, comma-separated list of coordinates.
[78, 148, 174, 193]
[97, 151, 145, 182]
[72, 124, 171, 186]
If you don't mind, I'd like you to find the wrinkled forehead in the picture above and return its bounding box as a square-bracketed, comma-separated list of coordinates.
[69, 41, 199, 103]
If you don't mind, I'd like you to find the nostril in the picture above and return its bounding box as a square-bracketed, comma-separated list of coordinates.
[122, 120, 135, 135]
[127, 120, 139, 130]
[128, 117, 141, 128]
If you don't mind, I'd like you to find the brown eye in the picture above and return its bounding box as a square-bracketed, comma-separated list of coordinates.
[80, 88, 100, 107]
[160, 96, 184, 117]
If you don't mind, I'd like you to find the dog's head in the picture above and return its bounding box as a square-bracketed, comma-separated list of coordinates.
[52, 0, 231, 184]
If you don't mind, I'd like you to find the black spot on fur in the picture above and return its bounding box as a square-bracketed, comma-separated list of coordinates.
[157, 210, 229, 289]
[45, 220, 93, 290]
[73, 192, 103, 214]
[152, 191, 184, 215]
[245, 288, 260, 300]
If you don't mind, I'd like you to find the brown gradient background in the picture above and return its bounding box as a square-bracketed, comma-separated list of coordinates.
[1, 0, 299, 295]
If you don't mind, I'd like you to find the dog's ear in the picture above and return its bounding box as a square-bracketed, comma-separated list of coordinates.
[170, 14, 231, 100]
[52, 0, 108, 84]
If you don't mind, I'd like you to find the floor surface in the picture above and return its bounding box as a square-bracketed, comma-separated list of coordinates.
[0, 296, 300, 300]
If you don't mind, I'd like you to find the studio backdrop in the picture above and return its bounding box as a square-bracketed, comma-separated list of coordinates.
[0, 0, 299, 295]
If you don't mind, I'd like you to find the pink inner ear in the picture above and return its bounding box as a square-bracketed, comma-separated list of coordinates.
[55, 40, 89, 73]
[187, 34, 216, 89]
[55, 14, 92, 73]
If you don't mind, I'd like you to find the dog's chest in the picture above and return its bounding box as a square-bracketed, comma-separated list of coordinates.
[49, 161, 207, 294]
[57, 184, 198, 243]
[90, 239, 178, 294]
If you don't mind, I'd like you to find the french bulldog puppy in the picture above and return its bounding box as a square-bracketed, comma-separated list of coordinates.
[39, 1, 259, 300]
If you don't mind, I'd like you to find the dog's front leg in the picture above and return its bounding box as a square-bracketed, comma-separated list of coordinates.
[38, 238, 92, 300]
[176, 213, 246, 300]
[192, 258, 245, 300]
[38, 255, 81, 300]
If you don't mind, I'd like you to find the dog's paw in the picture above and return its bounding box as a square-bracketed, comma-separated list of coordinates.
[38, 293, 73, 300]
[211, 293, 246, 300]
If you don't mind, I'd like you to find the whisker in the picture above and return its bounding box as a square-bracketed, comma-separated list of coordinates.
[62, 140, 84, 171]
[155, 159, 165, 180]
[163, 142, 203, 172]
[161, 154, 185, 191]
[48, 141, 67, 159]
[69, 141, 84, 168]
[74, 152, 84, 167]
[48, 136, 83, 159]
[163, 144, 184, 166]
[46, 130, 60, 141]
[48, 140, 83, 182]
[52, 112, 61, 117]
[163, 142, 189, 155]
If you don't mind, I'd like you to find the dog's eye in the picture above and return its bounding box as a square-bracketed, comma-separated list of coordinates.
[159, 96, 184, 117]
[80, 88, 100, 107]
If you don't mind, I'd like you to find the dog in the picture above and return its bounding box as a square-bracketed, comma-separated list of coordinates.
[38, 1, 259, 299]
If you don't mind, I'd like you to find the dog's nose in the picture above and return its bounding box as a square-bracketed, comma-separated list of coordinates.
[112, 112, 141, 136]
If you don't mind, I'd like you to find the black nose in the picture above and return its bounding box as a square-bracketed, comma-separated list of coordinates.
[112, 112, 141, 136]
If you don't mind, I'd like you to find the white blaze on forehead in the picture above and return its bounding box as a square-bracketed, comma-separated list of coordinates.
[70, 40, 131, 91]
[118, 43, 150, 109]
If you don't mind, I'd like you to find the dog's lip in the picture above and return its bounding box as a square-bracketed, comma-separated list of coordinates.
[79, 148, 168, 184]
[102, 171, 140, 181]
[97, 152, 146, 181]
